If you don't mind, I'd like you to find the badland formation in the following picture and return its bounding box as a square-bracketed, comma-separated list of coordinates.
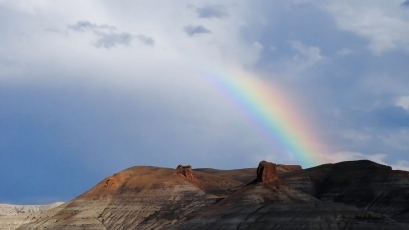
[1, 160, 409, 229]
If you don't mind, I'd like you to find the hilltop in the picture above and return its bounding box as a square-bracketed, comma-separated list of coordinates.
[1, 160, 409, 229]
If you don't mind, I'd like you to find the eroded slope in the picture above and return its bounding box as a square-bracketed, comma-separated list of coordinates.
[18, 166, 243, 230]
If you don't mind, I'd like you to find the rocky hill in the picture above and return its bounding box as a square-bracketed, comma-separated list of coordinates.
[0, 202, 64, 230]
[280, 160, 409, 224]
[0, 203, 64, 216]
[2, 160, 409, 229]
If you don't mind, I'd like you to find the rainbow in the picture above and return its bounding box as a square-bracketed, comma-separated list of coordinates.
[203, 69, 325, 167]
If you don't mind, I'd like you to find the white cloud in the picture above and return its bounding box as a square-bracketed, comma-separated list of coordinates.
[392, 160, 409, 171]
[269, 40, 325, 78]
[326, 1, 409, 55]
[0, 0, 263, 86]
[0, 0, 48, 14]
[336, 47, 355, 56]
[396, 96, 409, 110]
[289, 40, 323, 65]
[1, 0, 408, 174]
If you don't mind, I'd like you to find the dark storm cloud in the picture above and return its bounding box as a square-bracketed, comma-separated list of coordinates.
[184, 25, 211, 36]
[68, 20, 116, 32]
[93, 31, 133, 48]
[195, 5, 228, 18]
[401, 0, 409, 7]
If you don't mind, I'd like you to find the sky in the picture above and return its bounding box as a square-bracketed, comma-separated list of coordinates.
[1, 0, 409, 204]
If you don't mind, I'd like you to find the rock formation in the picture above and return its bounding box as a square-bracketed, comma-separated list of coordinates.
[279, 160, 409, 225]
[256, 160, 278, 183]
[0, 202, 64, 230]
[176, 165, 194, 180]
[6, 161, 409, 229]
[0, 202, 64, 216]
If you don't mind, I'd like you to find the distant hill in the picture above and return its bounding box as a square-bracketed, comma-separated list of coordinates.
[0, 202, 64, 216]
[2, 160, 409, 229]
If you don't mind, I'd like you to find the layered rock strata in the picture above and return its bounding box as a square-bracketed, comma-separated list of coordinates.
[0, 202, 64, 230]
[280, 160, 409, 225]
[9, 160, 409, 229]
[17, 166, 242, 230]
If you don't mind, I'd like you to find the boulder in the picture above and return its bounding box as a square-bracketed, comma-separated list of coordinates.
[257, 161, 278, 183]
[176, 165, 194, 180]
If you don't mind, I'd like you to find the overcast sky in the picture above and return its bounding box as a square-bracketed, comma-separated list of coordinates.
[1, 0, 409, 204]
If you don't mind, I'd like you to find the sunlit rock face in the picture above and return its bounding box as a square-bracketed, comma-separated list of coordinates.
[256, 160, 278, 183]
[176, 165, 194, 180]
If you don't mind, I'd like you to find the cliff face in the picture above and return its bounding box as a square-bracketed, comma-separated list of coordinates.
[10, 161, 409, 230]
[279, 160, 409, 224]
[177, 161, 405, 230]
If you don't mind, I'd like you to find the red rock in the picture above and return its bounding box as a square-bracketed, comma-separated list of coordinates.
[176, 165, 194, 180]
[257, 161, 278, 183]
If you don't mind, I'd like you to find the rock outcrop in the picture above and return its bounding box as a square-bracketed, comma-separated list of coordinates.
[280, 160, 409, 225]
[256, 160, 278, 183]
[8, 160, 409, 229]
[177, 161, 405, 230]
[176, 165, 194, 180]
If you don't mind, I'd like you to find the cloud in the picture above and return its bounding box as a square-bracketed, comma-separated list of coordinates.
[93, 31, 133, 48]
[290, 41, 323, 64]
[136, 35, 155, 46]
[336, 47, 355, 56]
[68, 21, 154, 48]
[194, 5, 228, 18]
[184, 25, 211, 36]
[68, 21, 116, 32]
[396, 96, 409, 110]
[327, 3, 409, 55]
[2, 0, 409, 204]
[283, 40, 324, 73]
[402, 0, 409, 7]
[392, 160, 409, 171]
[377, 129, 409, 150]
